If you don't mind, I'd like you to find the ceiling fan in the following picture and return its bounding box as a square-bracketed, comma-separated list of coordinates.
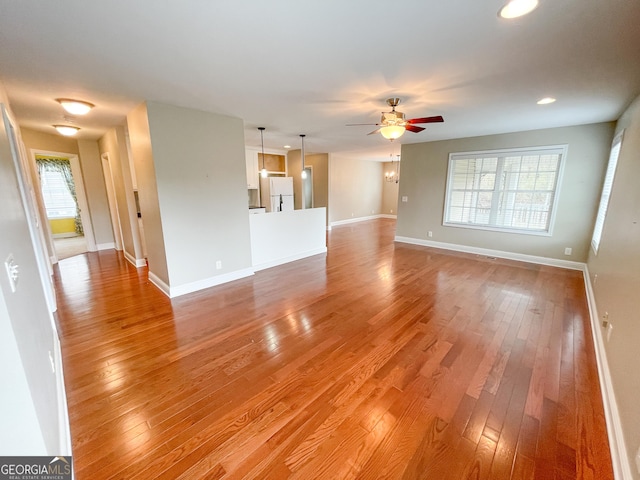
[347, 98, 444, 140]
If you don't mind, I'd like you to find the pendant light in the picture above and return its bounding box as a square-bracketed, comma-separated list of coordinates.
[300, 134, 307, 179]
[258, 127, 268, 178]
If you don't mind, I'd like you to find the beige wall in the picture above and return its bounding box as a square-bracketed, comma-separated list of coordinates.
[98, 126, 143, 262]
[76, 139, 113, 246]
[381, 160, 400, 215]
[329, 156, 384, 224]
[127, 103, 169, 285]
[139, 101, 252, 288]
[587, 94, 640, 470]
[396, 122, 614, 262]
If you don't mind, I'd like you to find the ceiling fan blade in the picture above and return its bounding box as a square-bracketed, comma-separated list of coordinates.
[405, 124, 425, 133]
[367, 128, 381, 136]
[346, 123, 380, 126]
[407, 115, 444, 124]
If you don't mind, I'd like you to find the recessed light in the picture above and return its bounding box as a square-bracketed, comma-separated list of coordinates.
[499, 0, 539, 18]
[537, 97, 556, 105]
[53, 125, 80, 136]
[284, 145, 291, 149]
[56, 99, 94, 115]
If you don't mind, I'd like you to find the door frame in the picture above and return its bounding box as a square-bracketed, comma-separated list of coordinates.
[101, 152, 123, 251]
[31, 148, 98, 258]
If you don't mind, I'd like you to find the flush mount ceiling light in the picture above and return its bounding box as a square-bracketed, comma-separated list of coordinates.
[53, 125, 80, 136]
[499, 0, 539, 18]
[537, 97, 557, 105]
[56, 98, 94, 115]
[283, 145, 291, 149]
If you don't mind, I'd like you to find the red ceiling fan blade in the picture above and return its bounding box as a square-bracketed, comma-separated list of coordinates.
[367, 128, 381, 135]
[405, 124, 425, 133]
[407, 115, 444, 124]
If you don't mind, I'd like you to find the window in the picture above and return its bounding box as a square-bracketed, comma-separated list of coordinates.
[40, 168, 77, 218]
[591, 131, 624, 253]
[444, 145, 566, 235]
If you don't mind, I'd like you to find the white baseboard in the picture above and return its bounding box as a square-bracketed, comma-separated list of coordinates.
[393, 234, 631, 478]
[253, 247, 327, 272]
[52, 232, 78, 239]
[168, 268, 255, 298]
[394, 235, 585, 271]
[148, 271, 170, 297]
[124, 250, 147, 268]
[583, 267, 632, 480]
[330, 214, 396, 227]
[95, 242, 115, 251]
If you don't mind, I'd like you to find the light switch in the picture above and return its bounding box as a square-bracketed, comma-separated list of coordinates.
[4, 254, 19, 293]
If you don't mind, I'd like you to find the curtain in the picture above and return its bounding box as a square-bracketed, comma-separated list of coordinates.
[36, 157, 84, 235]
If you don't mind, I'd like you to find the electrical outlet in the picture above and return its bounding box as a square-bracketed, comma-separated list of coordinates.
[564, 247, 572, 255]
[215, 260, 222, 270]
[594, 273, 598, 285]
[401, 196, 408, 203]
[428, 231, 433, 238]
[607, 322, 613, 342]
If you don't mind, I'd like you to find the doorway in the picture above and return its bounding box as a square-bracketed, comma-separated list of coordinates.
[34, 153, 95, 261]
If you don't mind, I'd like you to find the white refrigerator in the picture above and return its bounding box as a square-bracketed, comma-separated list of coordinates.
[261, 177, 294, 212]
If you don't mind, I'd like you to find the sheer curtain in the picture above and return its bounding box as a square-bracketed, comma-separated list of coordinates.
[36, 157, 84, 235]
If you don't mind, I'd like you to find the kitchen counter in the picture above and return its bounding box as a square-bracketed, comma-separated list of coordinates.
[249, 208, 327, 270]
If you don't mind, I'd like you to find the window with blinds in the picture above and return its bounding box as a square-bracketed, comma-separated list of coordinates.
[591, 131, 624, 253]
[444, 145, 566, 235]
[40, 169, 77, 218]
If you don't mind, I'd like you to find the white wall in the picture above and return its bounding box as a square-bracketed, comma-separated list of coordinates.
[0, 87, 70, 455]
[587, 94, 640, 475]
[396, 122, 614, 262]
[128, 101, 253, 295]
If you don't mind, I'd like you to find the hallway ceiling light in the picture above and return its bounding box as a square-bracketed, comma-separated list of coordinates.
[537, 97, 556, 105]
[56, 99, 94, 115]
[499, 0, 538, 18]
[53, 125, 80, 136]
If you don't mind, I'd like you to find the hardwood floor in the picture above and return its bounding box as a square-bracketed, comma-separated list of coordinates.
[54, 218, 613, 479]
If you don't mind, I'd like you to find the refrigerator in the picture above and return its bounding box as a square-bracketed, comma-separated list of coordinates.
[261, 176, 294, 212]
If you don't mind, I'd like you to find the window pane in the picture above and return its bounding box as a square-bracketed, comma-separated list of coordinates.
[445, 147, 563, 234]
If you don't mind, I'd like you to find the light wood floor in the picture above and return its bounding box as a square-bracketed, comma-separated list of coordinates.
[54, 218, 613, 479]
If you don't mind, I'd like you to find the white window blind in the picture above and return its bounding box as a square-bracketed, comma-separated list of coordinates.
[444, 146, 565, 235]
[591, 131, 624, 253]
[40, 169, 77, 218]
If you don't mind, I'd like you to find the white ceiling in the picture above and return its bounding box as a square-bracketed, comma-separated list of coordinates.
[1, 0, 639, 160]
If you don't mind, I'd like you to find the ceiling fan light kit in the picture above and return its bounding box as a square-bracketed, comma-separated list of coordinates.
[380, 125, 406, 140]
[347, 97, 444, 141]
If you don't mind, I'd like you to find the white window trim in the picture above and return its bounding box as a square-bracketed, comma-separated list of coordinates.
[443, 144, 568, 237]
[591, 130, 624, 254]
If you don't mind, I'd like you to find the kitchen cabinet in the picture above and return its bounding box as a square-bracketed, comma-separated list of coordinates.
[245, 149, 259, 189]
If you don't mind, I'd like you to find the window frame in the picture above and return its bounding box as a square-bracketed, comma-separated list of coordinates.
[591, 130, 624, 254]
[443, 145, 568, 236]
